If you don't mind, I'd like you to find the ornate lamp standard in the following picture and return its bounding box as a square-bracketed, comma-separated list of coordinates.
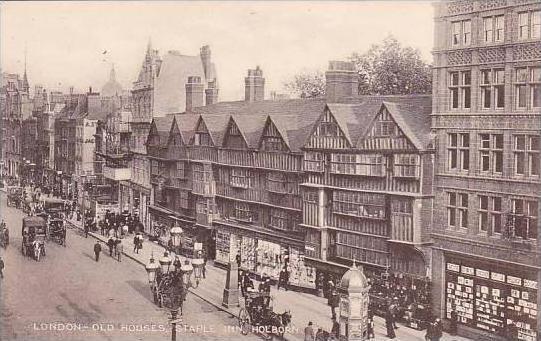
[169, 225, 183, 255]
[145, 253, 160, 303]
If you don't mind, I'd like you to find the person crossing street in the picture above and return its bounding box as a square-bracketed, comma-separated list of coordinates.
[93, 241, 102, 262]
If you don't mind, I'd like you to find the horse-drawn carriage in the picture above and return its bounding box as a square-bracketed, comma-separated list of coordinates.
[22, 216, 47, 261]
[6, 186, 23, 208]
[238, 290, 292, 338]
[49, 218, 66, 246]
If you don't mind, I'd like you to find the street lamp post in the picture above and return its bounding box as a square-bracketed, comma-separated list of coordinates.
[169, 225, 183, 256]
[145, 252, 159, 303]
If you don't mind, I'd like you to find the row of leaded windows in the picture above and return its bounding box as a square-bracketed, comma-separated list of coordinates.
[452, 11, 540, 46]
[330, 154, 384, 176]
[448, 133, 539, 177]
[332, 191, 386, 219]
[450, 67, 540, 111]
[448, 191, 538, 240]
[230, 168, 254, 188]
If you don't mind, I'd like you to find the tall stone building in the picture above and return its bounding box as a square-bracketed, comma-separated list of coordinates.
[123, 41, 219, 232]
[431, 1, 540, 340]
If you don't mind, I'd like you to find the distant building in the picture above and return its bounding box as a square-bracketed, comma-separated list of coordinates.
[123, 41, 219, 233]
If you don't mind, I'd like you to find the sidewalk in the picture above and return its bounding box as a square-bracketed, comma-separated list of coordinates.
[65, 217, 471, 341]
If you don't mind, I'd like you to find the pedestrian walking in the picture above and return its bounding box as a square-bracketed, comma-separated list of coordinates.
[328, 284, 339, 320]
[116, 240, 123, 262]
[331, 317, 340, 338]
[107, 236, 115, 257]
[432, 318, 442, 341]
[304, 321, 315, 341]
[389, 300, 399, 329]
[367, 316, 375, 339]
[385, 308, 396, 339]
[449, 306, 458, 335]
[0, 256, 4, 279]
[84, 223, 89, 238]
[94, 241, 102, 262]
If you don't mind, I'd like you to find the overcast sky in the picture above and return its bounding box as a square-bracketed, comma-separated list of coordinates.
[1, 1, 434, 101]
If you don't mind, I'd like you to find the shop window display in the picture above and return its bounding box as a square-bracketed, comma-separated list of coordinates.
[445, 260, 537, 340]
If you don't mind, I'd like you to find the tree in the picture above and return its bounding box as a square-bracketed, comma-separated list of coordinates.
[283, 71, 326, 99]
[349, 35, 432, 95]
[283, 35, 432, 97]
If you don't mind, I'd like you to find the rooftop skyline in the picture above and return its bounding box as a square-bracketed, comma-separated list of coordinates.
[1, 1, 434, 101]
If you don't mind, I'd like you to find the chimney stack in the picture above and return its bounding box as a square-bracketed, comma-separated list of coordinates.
[325, 61, 358, 103]
[185, 76, 204, 111]
[200, 45, 211, 80]
[205, 79, 219, 106]
[245, 66, 265, 102]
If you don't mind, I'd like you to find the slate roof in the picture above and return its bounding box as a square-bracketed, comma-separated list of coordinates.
[327, 95, 432, 150]
[152, 95, 431, 152]
[153, 51, 215, 115]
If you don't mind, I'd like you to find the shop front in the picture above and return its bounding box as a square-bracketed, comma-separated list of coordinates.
[213, 221, 316, 289]
[148, 205, 199, 256]
[444, 255, 538, 341]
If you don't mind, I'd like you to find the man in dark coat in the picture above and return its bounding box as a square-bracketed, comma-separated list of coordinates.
[385, 308, 396, 339]
[94, 241, 102, 262]
[449, 306, 458, 335]
[107, 237, 115, 257]
[0, 256, 4, 278]
[331, 317, 340, 338]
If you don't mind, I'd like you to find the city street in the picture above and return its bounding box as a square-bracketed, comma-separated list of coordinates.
[0, 192, 261, 341]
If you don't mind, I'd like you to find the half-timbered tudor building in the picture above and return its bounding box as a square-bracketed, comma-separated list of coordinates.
[301, 62, 434, 297]
[146, 62, 435, 292]
[431, 1, 540, 340]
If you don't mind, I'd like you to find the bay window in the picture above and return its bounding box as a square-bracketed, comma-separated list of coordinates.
[393, 154, 420, 178]
[332, 191, 386, 219]
[330, 153, 385, 176]
[230, 168, 254, 188]
[303, 151, 324, 172]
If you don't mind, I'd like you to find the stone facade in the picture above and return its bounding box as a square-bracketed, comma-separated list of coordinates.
[431, 1, 540, 340]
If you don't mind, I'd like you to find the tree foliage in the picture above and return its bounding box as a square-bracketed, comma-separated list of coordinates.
[283, 71, 326, 99]
[283, 35, 432, 97]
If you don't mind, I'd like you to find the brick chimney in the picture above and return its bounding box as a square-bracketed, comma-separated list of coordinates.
[325, 61, 358, 103]
[245, 66, 265, 102]
[205, 79, 219, 106]
[185, 76, 204, 111]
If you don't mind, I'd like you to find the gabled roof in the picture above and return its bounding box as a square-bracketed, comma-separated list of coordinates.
[153, 51, 211, 114]
[268, 114, 320, 152]
[198, 114, 230, 146]
[230, 114, 266, 148]
[381, 97, 432, 150]
[171, 114, 201, 145]
[324, 95, 432, 150]
[149, 116, 175, 147]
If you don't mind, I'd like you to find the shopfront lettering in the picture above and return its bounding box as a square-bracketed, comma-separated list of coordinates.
[490, 272, 505, 282]
[461, 266, 474, 275]
[523, 279, 537, 289]
[447, 263, 460, 272]
[506, 276, 521, 286]
[475, 269, 489, 279]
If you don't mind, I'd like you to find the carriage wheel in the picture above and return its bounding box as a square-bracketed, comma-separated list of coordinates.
[238, 308, 251, 335]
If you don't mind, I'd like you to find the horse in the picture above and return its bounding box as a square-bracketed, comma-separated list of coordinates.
[33, 240, 45, 261]
[265, 310, 292, 339]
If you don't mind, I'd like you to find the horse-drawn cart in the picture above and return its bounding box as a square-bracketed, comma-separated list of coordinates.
[238, 291, 291, 338]
[22, 216, 47, 261]
[6, 186, 23, 208]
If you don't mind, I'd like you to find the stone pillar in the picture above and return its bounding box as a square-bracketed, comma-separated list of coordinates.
[222, 262, 240, 308]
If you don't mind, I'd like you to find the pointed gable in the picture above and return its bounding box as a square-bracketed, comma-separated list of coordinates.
[199, 114, 230, 147]
[357, 104, 417, 151]
[258, 116, 290, 152]
[305, 106, 352, 149]
[223, 116, 249, 149]
[166, 117, 183, 148]
[146, 120, 160, 147]
[192, 116, 213, 146]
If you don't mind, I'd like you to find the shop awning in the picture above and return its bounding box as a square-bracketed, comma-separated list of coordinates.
[148, 204, 194, 224]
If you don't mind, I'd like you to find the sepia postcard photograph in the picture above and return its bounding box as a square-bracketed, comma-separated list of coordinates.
[0, 1, 539, 341]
